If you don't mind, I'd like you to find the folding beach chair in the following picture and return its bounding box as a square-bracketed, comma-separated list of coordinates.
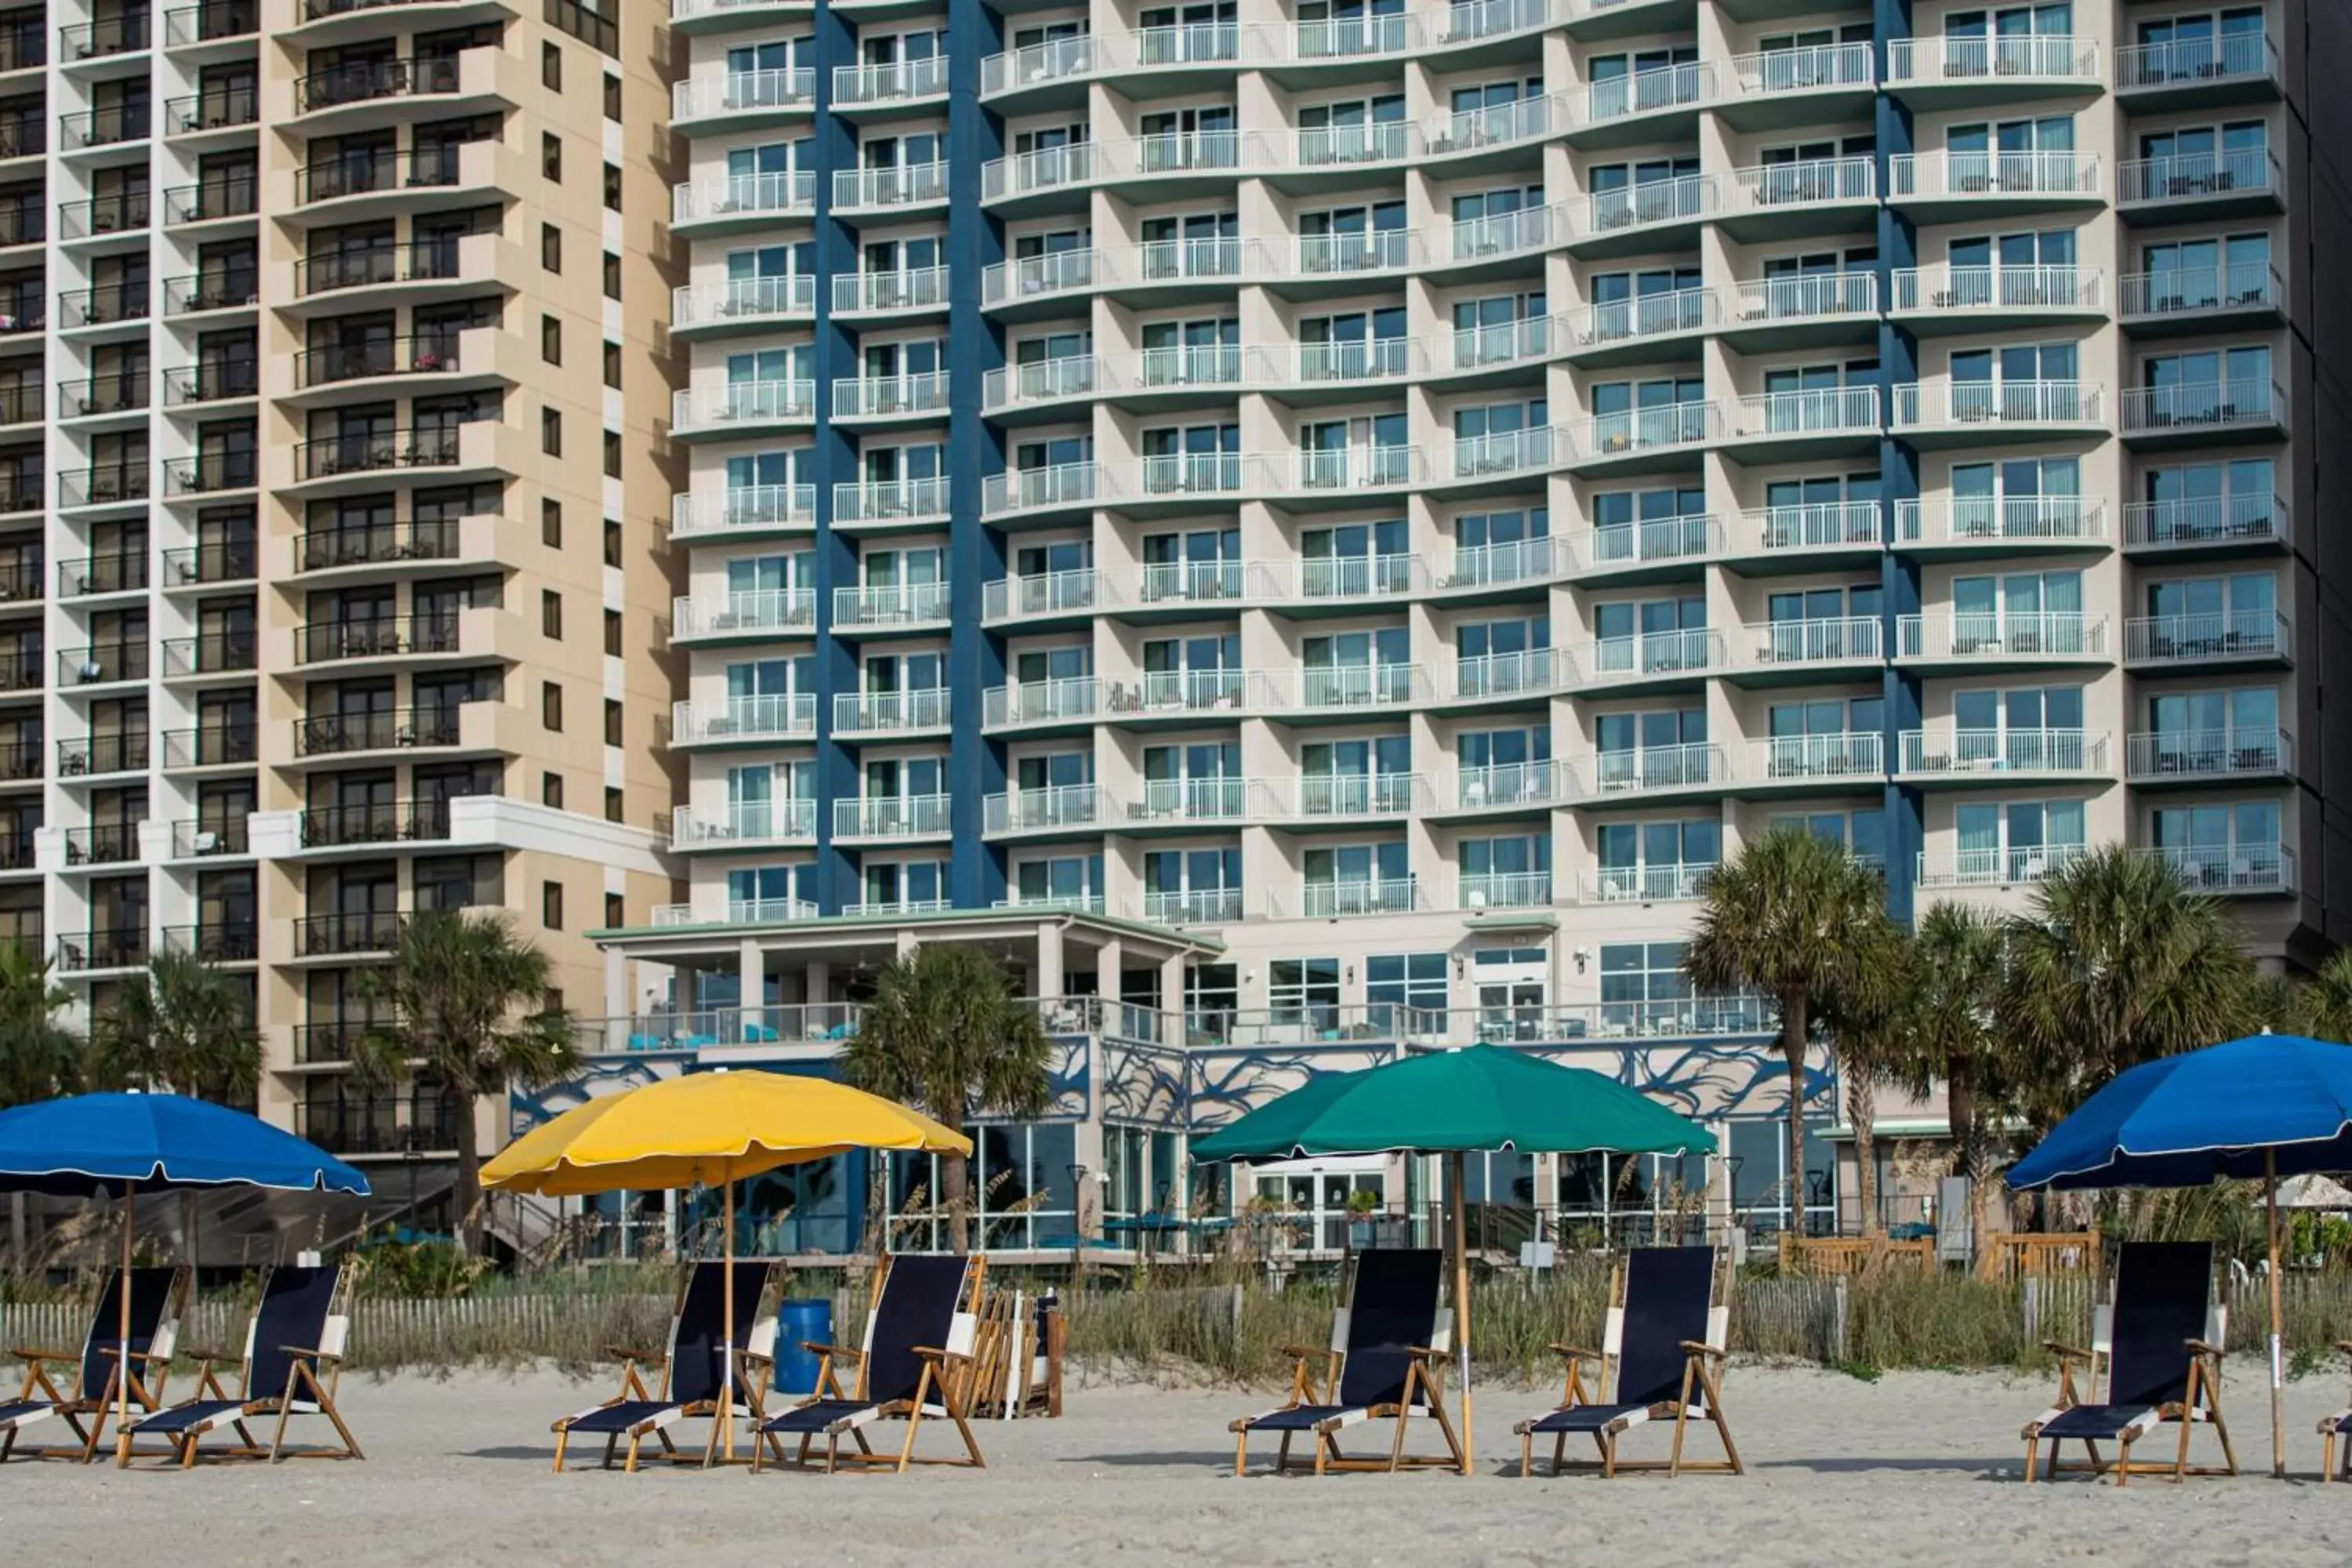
[752, 1253, 986, 1473]
[1229, 1247, 1460, 1478]
[2, 1265, 191, 1462]
[126, 1258, 364, 1468]
[553, 1258, 778, 1472]
[2021, 1240, 2236, 1484]
[1513, 1244, 1740, 1479]
[2315, 1341, 2352, 1480]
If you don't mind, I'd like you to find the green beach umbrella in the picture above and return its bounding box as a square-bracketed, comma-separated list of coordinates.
[1192, 1045, 1717, 1472]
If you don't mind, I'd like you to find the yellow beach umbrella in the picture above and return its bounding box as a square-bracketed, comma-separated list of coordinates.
[484, 1070, 970, 1460]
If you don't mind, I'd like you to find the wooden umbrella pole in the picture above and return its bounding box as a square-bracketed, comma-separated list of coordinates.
[115, 1180, 133, 1468]
[2267, 1149, 2284, 1479]
[1449, 1150, 1472, 1476]
[722, 1175, 736, 1463]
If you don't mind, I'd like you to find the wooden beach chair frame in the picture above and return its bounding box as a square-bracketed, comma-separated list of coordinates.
[1512, 1244, 1741, 1479]
[751, 1252, 988, 1475]
[2020, 1240, 2237, 1486]
[2, 1265, 192, 1463]
[551, 1258, 780, 1473]
[1228, 1248, 1462, 1478]
[2314, 1341, 2352, 1480]
[126, 1258, 365, 1468]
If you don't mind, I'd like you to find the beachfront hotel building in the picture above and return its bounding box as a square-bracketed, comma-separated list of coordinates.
[7, 0, 681, 1207]
[564, 0, 2346, 1261]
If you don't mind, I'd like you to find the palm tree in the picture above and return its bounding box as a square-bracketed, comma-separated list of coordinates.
[1999, 844, 2253, 1135]
[89, 950, 264, 1266]
[2296, 949, 2352, 1040]
[1907, 902, 2011, 1261]
[1686, 827, 1892, 1232]
[1813, 920, 1916, 1240]
[840, 943, 1053, 1254]
[350, 910, 577, 1256]
[0, 944, 81, 1268]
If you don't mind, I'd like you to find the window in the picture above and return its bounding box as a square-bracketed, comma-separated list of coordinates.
[542, 132, 562, 181]
[541, 314, 561, 365]
[542, 880, 564, 930]
[541, 498, 561, 547]
[604, 699, 623, 746]
[603, 430, 621, 477]
[603, 252, 621, 299]
[1268, 957, 1341, 1031]
[603, 520, 621, 566]
[541, 223, 561, 272]
[603, 342, 621, 389]
[603, 163, 622, 211]
[1365, 953, 1447, 1031]
[1597, 940, 1758, 1036]
[602, 74, 622, 122]
[542, 681, 563, 730]
[603, 608, 622, 656]
[1950, 798, 2088, 883]
[542, 771, 564, 808]
[604, 892, 625, 927]
[541, 590, 562, 638]
[1595, 818, 1720, 900]
[604, 786, 623, 822]
[540, 408, 561, 456]
[542, 42, 561, 90]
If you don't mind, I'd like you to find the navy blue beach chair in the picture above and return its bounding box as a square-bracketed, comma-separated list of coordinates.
[1229, 1247, 1461, 1477]
[2021, 1240, 2236, 1483]
[2, 1265, 190, 1462]
[552, 1258, 776, 1472]
[1514, 1245, 1740, 1478]
[126, 1260, 361, 1467]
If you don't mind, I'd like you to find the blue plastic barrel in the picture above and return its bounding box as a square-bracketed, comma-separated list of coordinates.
[772, 1298, 834, 1396]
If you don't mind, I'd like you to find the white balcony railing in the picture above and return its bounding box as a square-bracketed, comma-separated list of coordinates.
[2123, 608, 2289, 664]
[2127, 726, 2289, 782]
[2121, 379, 2285, 434]
[2122, 495, 2288, 551]
[1890, 150, 2100, 199]
[982, 248, 1096, 306]
[1899, 727, 2109, 775]
[671, 695, 816, 744]
[2118, 147, 2280, 205]
[1918, 843, 2089, 887]
[670, 485, 817, 536]
[1893, 379, 2103, 428]
[1587, 515, 1719, 573]
[1142, 887, 1246, 925]
[1583, 863, 1715, 904]
[1284, 773, 1428, 818]
[1886, 34, 2100, 84]
[1450, 205, 1558, 263]
[673, 67, 816, 121]
[1898, 611, 2108, 660]
[1128, 777, 1254, 823]
[672, 800, 817, 846]
[1293, 337, 1414, 384]
[832, 56, 949, 105]
[833, 161, 949, 209]
[1578, 403, 1719, 456]
[673, 274, 815, 327]
[1441, 537, 1559, 590]
[2118, 262, 2281, 320]
[1454, 760, 1562, 811]
[1730, 271, 1878, 323]
[1571, 288, 1715, 348]
[833, 687, 953, 733]
[1451, 317, 1552, 370]
[832, 372, 950, 419]
[1730, 502, 1882, 557]
[833, 267, 950, 314]
[1584, 63, 1710, 122]
[1893, 264, 2101, 313]
[1584, 629, 1722, 683]
[1584, 742, 1726, 796]
[1297, 877, 1419, 919]
[1745, 732, 1885, 784]
[1430, 93, 1555, 154]
[981, 35, 1098, 97]
[1454, 648, 1563, 699]
[1739, 615, 1883, 669]
[833, 582, 951, 628]
[1729, 43, 1875, 97]
[1450, 426, 1558, 479]
[985, 783, 1104, 833]
[1292, 13, 1416, 60]
[984, 568, 1099, 623]
[2140, 843, 2293, 895]
[1586, 173, 1716, 234]
[1730, 156, 1874, 210]
[982, 356, 1097, 411]
[982, 462, 1099, 517]
[1460, 872, 1552, 911]
[2117, 32, 2278, 93]
[833, 476, 950, 526]
[834, 793, 953, 838]
[673, 379, 817, 430]
[671, 169, 815, 223]
[1730, 386, 1879, 439]
[1896, 495, 2108, 546]
[672, 589, 815, 637]
[984, 677, 1099, 727]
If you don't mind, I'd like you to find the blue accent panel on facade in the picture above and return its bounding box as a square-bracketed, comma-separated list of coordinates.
[946, 0, 1008, 913]
[809, 3, 864, 916]
[1869, 4, 1921, 931]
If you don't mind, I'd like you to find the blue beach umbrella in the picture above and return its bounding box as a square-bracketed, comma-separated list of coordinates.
[0, 1093, 370, 1463]
[2006, 1033, 2352, 1478]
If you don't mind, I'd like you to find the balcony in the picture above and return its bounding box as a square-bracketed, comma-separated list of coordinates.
[59, 551, 147, 598]
[1582, 864, 1715, 906]
[161, 922, 257, 963]
[670, 485, 817, 541]
[982, 35, 1098, 100]
[1722, 158, 1875, 240]
[1898, 726, 2109, 783]
[833, 688, 952, 737]
[1897, 611, 2109, 666]
[673, 589, 815, 641]
[165, 2, 258, 46]
[1577, 515, 1719, 586]
[1890, 263, 2103, 328]
[60, 643, 150, 688]
[673, 274, 815, 336]
[2118, 262, 2283, 334]
[292, 911, 405, 959]
[2140, 843, 2294, 897]
[1563, 288, 1714, 366]
[1896, 496, 2108, 554]
[292, 234, 501, 305]
[298, 798, 459, 849]
[1279, 228, 1425, 284]
[1888, 151, 2101, 219]
[1726, 387, 1881, 459]
[1741, 733, 1886, 791]
[1459, 872, 1552, 913]
[1722, 273, 1878, 352]
[832, 581, 950, 633]
[1140, 888, 1243, 927]
[831, 55, 948, 109]
[161, 724, 256, 770]
[293, 613, 459, 667]
[1260, 445, 1425, 500]
[983, 784, 1104, 837]
[165, 86, 256, 136]
[1135, 452, 1242, 503]
[1722, 45, 1876, 128]
[2122, 494, 2288, 557]
[1573, 742, 1729, 800]
[296, 515, 474, 573]
[1722, 502, 1885, 571]
[1731, 616, 1883, 681]
[1577, 630, 1722, 695]
[1449, 761, 1563, 815]
[1287, 878, 1419, 920]
[57, 284, 148, 331]
[983, 569, 1100, 626]
[1891, 379, 2105, 442]
[1917, 844, 2089, 890]
[832, 267, 947, 318]
[292, 332, 491, 395]
[2119, 379, 2288, 446]
[161, 632, 257, 678]
[672, 379, 815, 437]
[64, 823, 140, 866]
[162, 359, 258, 407]
[2127, 726, 2290, 786]
[1436, 537, 1562, 596]
[831, 161, 950, 216]
[982, 677, 1098, 731]
[293, 706, 467, 758]
[1884, 34, 2102, 102]
[671, 66, 816, 127]
[671, 695, 815, 746]
[59, 731, 150, 778]
[836, 793, 953, 840]
[57, 928, 147, 974]
[1131, 559, 1248, 611]
[1124, 777, 1254, 827]
[2117, 148, 2282, 222]
[671, 799, 818, 848]
[1575, 174, 1717, 257]
[291, 423, 492, 485]
[1105, 669, 1250, 720]
[832, 477, 949, 531]
[1446, 426, 1558, 486]
[60, 105, 153, 151]
[1276, 664, 1433, 716]
[170, 817, 249, 858]
[982, 248, 1097, 311]
[832, 372, 950, 423]
[1444, 205, 1559, 273]
[670, 170, 816, 232]
[162, 454, 259, 499]
[1568, 404, 1719, 472]
[0, 739, 37, 782]
[2123, 608, 2291, 670]
[60, 16, 151, 62]
[2114, 33, 2281, 108]
[1450, 650, 1564, 705]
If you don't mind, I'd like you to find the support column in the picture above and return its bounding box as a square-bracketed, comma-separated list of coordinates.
[1160, 950, 1187, 1031]
[738, 938, 764, 1032]
[895, 927, 919, 959]
[1035, 920, 1064, 998]
[1095, 937, 1123, 1004]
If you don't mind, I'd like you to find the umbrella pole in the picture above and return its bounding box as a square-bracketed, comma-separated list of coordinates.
[722, 1177, 736, 1464]
[2267, 1149, 2284, 1479]
[1449, 1150, 1472, 1476]
[116, 1180, 133, 1468]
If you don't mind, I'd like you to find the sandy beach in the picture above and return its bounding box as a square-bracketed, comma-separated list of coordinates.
[5, 1363, 2350, 1566]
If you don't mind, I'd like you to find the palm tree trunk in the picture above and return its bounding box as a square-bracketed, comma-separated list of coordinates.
[453, 1083, 483, 1258]
[1847, 1075, 1881, 1240]
[942, 1109, 971, 1255]
[1782, 989, 1810, 1236]
[7, 1191, 24, 1270]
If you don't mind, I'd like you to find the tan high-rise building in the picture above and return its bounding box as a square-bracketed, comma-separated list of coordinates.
[19, 0, 680, 1225]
